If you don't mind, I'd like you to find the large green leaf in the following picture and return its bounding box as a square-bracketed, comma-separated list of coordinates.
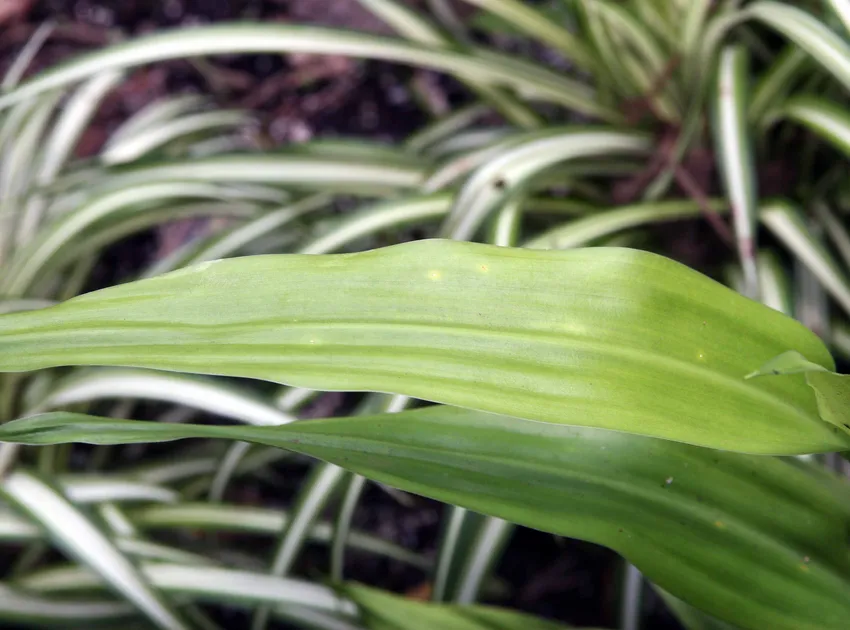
[3, 408, 850, 630]
[344, 582, 580, 630]
[0, 240, 842, 454]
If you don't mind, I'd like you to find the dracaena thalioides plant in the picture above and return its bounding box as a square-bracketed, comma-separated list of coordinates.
[2, 2, 850, 630]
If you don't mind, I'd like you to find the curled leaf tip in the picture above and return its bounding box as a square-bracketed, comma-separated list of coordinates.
[745, 350, 829, 380]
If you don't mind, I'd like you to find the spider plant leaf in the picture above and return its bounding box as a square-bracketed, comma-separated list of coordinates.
[2, 181, 257, 296]
[813, 201, 850, 271]
[748, 2, 850, 92]
[0, 24, 612, 120]
[331, 473, 369, 583]
[345, 582, 577, 629]
[749, 46, 809, 126]
[432, 508, 513, 604]
[825, 0, 850, 35]
[0, 239, 842, 454]
[29, 368, 296, 426]
[1, 22, 55, 90]
[760, 200, 850, 317]
[208, 441, 253, 502]
[784, 94, 850, 155]
[287, 139, 427, 165]
[0, 471, 189, 630]
[130, 502, 429, 570]
[579, 0, 680, 121]
[454, 0, 592, 69]
[713, 45, 759, 298]
[574, 2, 636, 100]
[405, 104, 490, 153]
[0, 509, 40, 541]
[58, 475, 178, 504]
[0, 93, 62, 245]
[832, 319, 850, 360]
[682, 0, 713, 68]
[441, 129, 650, 240]
[490, 199, 521, 247]
[757, 250, 793, 316]
[794, 257, 831, 342]
[37, 74, 123, 177]
[16, 72, 124, 248]
[19, 562, 359, 626]
[0, 584, 134, 626]
[101, 109, 250, 165]
[252, 462, 348, 630]
[106, 538, 215, 566]
[100, 153, 427, 196]
[524, 199, 727, 250]
[5, 408, 850, 630]
[42, 200, 259, 288]
[433, 506, 471, 602]
[451, 516, 513, 604]
[631, 0, 679, 50]
[356, 0, 446, 45]
[106, 95, 208, 149]
[300, 193, 450, 255]
[354, 0, 539, 128]
[0, 299, 53, 314]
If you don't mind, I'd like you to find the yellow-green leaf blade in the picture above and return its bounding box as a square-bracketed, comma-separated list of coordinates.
[0, 240, 841, 454]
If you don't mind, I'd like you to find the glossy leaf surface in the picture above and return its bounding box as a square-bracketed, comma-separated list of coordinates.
[345, 583, 579, 629]
[0, 240, 841, 453]
[2, 408, 850, 630]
